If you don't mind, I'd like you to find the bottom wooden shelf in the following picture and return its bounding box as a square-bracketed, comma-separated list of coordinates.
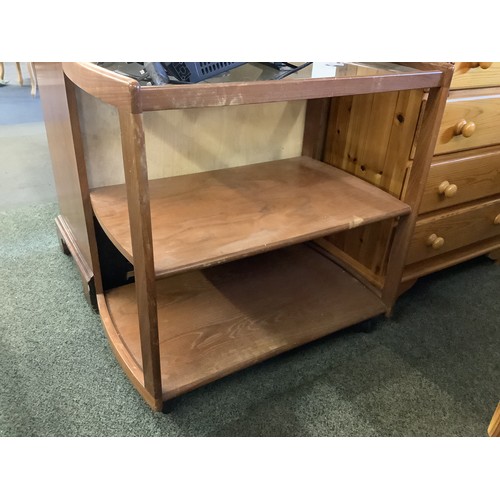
[98, 243, 387, 402]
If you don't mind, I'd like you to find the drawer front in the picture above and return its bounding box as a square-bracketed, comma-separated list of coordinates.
[434, 92, 500, 155]
[451, 62, 500, 90]
[407, 197, 500, 265]
[420, 146, 500, 214]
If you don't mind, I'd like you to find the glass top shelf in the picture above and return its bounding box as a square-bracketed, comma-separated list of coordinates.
[71, 62, 445, 111]
[97, 62, 423, 86]
[206, 62, 421, 83]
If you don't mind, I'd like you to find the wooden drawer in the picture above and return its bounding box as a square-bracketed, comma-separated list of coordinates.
[420, 146, 500, 214]
[406, 197, 500, 265]
[451, 62, 500, 90]
[434, 90, 500, 155]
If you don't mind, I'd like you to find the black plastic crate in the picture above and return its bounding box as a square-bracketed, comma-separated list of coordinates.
[162, 62, 245, 83]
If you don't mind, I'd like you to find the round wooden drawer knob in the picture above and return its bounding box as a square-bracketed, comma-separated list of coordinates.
[479, 62, 493, 69]
[454, 119, 476, 138]
[438, 180, 458, 198]
[426, 233, 445, 250]
[494, 214, 500, 225]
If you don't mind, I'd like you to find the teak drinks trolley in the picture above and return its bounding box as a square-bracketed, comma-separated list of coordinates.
[37, 62, 453, 411]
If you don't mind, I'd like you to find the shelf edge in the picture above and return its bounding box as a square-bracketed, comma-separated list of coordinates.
[96, 293, 160, 410]
[139, 72, 444, 111]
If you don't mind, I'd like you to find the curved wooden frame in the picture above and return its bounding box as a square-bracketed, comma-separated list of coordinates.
[62, 62, 446, 112]
[63, 62, 141, 112]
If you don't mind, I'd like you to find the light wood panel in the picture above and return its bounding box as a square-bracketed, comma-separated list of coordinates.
[382, 81, 454, 309]
[403, 62, 500, 282]
[435, 90, 500, 155]
[323, 220, 397, 279]
[142, 102, 306, 180]
[75, 89, 123, 188]
[451, 62, 500, 90]
[402, 237, 500, 282]
[90, 156, 410, 278]
[102, 244, 387, 400]
[75, 88, 306, 189]
[322, 89, 425, 279]
[406, 196, 500, 264]
[420, 145, 500, 214]
[324, 90, 423, 197]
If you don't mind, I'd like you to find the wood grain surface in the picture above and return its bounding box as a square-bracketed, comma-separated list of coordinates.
[451, 62, 500, 90]
[102, 244, 386, 400]
[63, 62, 141, 112]
[322, 89, 425, 280]
[407, 196, 500, 264]
[402, 237, 500, 282]
[90, 156, 410, 277]
[35, 63, 93, 267]
[118, 109, 162, 406]
[139, 70, 443, 111]
[420, 145, 500, 214]
[435, 90, 500, 155]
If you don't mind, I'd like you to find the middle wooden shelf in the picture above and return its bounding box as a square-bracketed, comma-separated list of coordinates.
[90, 155, 411, 278]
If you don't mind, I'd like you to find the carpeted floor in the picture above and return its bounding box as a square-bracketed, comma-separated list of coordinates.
[0, 202, 498, 436]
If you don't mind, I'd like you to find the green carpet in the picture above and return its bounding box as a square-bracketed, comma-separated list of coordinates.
[1, 202, 499, 436]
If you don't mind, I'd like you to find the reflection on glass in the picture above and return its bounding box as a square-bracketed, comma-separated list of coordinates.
[96, 62, 421, 86]
[196, 62, 420, 83]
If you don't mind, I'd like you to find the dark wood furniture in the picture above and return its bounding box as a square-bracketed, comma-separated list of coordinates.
[36, 62, 453, 411]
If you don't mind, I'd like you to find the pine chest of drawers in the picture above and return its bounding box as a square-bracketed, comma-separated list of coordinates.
[403, 62, 500, 283]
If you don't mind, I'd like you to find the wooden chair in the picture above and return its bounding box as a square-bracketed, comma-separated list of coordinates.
[488, 402, 500, 436]
[0, 62, 37, 96]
